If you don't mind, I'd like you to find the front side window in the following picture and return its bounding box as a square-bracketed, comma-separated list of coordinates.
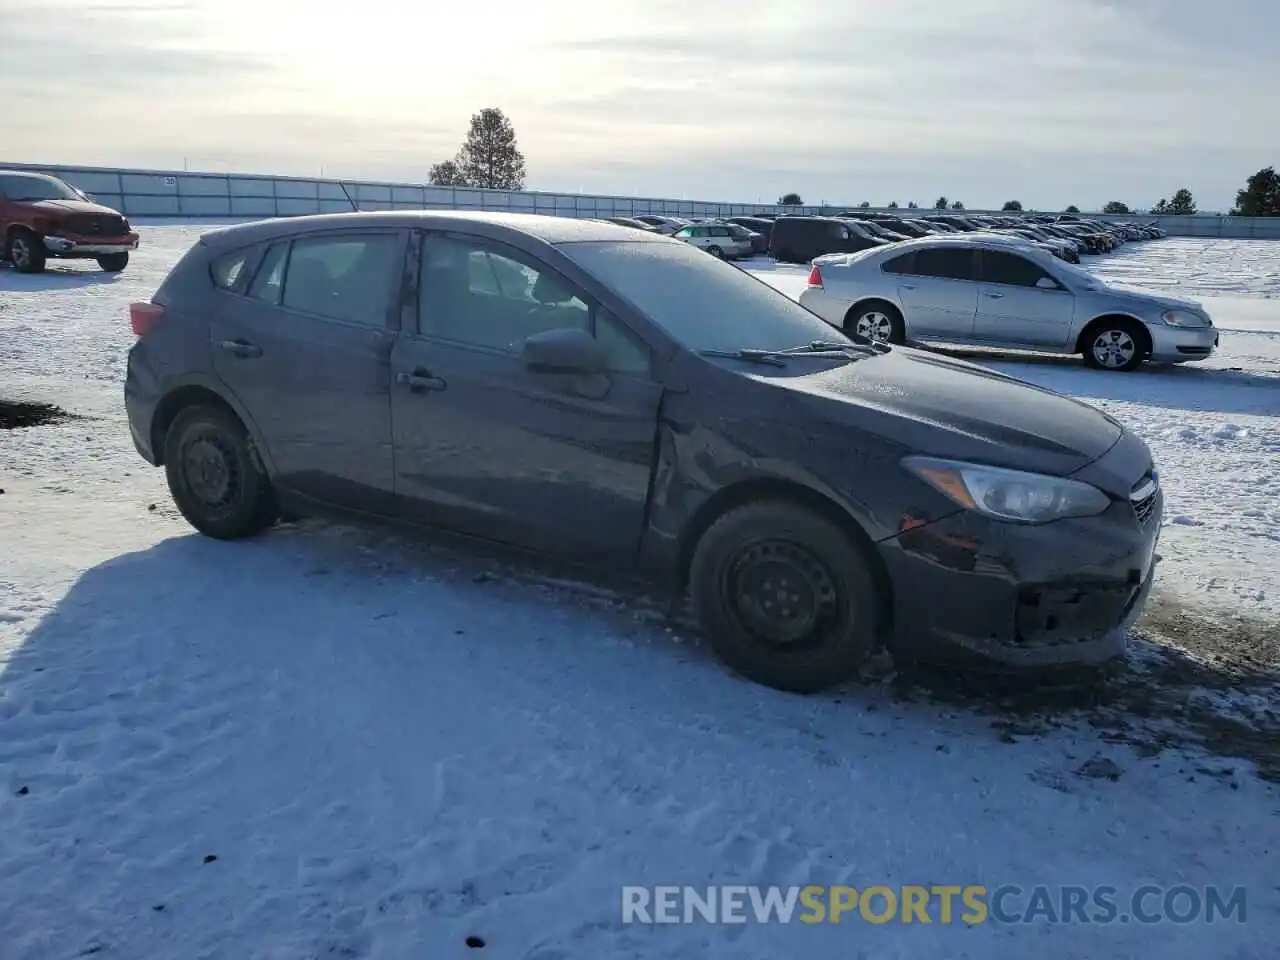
[418, 235, 650, 374]
[282, 233, 400, 326]
[909, 247, 977, 281]
[981, 250, 1053, 287]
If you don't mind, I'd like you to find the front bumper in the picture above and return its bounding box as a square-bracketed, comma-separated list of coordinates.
[43, 232, 140, 256]
[877, 490, 1161, 671]
[1148, 323, 1217, 362]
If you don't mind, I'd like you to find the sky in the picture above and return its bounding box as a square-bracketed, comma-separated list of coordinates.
[1, 0, 1277, 211]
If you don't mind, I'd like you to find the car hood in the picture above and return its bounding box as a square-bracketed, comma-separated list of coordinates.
[24, 199, 124, 217]
[767, 347, 1124, 475]
[1082, 281, 1206, 313]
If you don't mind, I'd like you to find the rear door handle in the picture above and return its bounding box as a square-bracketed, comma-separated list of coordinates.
[985, 293, 1005, 299]
[900, 284, 916, 290]
[396, 370, 447, 392]
[218, 339, 262, 358]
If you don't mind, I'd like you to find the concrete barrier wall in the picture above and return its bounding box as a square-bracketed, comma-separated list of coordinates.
[3, 162, 1279, 239]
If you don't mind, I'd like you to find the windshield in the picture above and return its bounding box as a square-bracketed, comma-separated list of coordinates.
[558, 240, 853, 353]
[2, 175, 83, 201]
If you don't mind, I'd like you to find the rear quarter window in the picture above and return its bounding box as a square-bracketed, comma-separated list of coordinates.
[210, 249, 251, 291]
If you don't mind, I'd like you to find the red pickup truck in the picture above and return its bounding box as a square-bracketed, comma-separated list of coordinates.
[0, 170, 140, 274]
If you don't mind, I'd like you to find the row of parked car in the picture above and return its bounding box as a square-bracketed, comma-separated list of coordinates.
[594, 211, 1165, 267]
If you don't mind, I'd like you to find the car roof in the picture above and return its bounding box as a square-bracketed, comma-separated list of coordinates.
[198, 210, 667, 252]
[0, 170, 59, 181]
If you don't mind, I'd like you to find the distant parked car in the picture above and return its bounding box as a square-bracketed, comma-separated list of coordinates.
[0, 170, 139, 273]
[125, 211, 1163, 692]
[797, 235, 1218, 370]
[633, 215, 688, 235]
[724, 222, 767, 255]
[673, 222, 753, 259]
[769, 216, 887, 263]
[727, 216, 776, 246]
[603, 216, 661, 233]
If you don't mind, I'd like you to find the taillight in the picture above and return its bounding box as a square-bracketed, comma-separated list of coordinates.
[130, 301, 165, 337]
[807, 264, 823, 287]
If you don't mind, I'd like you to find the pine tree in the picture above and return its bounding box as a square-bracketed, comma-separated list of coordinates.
[1064, 205, 1080, 213]
[907, 201, 919, 209]
[1102, 201, 1129, 214]
[887, 201, 899, 209]
[428, 159, 468, 187]
[778, 193, 803, 205]
[1168, 188, 1196, 215]
[934, 196, 948, 210]
[1230, 167, 1280, 216]
[456, 108, 526, 190]
[951, 200, 964, 210]
[1002, 200, 1023, 211]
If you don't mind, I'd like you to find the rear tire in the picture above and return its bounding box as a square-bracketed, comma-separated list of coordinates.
[707, 245, 724, 259]
[690, 500, 881, 693]
[845, 302, 905, 345]
[1082, 318, 1146, 372]
[163, 404, 278, 539]
[7, 229, 46, 274]
[97, 252, 129, 272]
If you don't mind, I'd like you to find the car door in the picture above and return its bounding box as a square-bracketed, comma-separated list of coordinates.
[884, 246, 979, 339]
[389, 230, 664, 561]
[974, 248, 1076, 347]
[209, 228, 406, 508]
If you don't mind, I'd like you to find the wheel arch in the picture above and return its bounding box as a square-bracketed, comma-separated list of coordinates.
[150, 382, 274, 474]
[842, 297, 904, 334]
[1075, 313, 1152, 356]
[675, 476, 895, 639]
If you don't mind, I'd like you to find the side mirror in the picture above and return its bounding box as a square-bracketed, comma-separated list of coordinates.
[1035, 276, 1061, 290]
[521, 327, 606, 375]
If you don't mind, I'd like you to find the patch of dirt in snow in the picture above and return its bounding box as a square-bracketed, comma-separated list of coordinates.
[0, 399, 74, 430]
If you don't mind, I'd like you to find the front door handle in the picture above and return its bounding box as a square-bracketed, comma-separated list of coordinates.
[396, 370, 447, 392]
[985, 292, 1005, 299]
[218, 339, 262, 358]
[900, 284, 916, 290]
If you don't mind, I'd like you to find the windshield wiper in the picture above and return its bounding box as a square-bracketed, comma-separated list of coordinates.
[698, 348, 790, 366]
[785, 338, 892, 356]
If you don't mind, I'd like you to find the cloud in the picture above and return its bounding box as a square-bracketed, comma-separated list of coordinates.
[1, 0, 1276, 209]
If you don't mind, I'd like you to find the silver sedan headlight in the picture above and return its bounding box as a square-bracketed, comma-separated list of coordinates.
[1162, 309, 1210, 328]
[903, 456, 1112, 524]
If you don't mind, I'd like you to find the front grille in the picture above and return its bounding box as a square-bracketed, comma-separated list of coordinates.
[1131, 471, 1159, 526]
[63, 213, 128, 236]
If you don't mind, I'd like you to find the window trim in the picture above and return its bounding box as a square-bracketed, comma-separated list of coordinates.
[411, 229, 655, 380]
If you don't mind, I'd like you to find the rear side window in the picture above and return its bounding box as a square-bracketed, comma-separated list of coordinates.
[248, 241, 288, 304]
[909, 247, 977, 281]
[981, 250, 1052, 287]
[282, 233, 401, 327]
[882, 252, 914, 274]
[210, 249, 250, 291]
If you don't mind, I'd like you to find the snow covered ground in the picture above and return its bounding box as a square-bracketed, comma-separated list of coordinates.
[1, 226, 1278, 960]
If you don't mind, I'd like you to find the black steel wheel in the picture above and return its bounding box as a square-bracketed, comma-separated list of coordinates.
[163, 404, 278, 539]
[690, 500, 882, 692]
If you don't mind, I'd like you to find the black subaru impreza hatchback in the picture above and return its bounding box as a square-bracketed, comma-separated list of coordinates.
[125, 212, 1162, 692]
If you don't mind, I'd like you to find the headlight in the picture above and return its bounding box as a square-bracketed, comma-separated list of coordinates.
[902, 456, 1111, 524]
[1162, 309, 1209, 328]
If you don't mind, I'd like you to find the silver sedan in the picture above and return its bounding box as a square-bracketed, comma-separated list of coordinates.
[797, 236, 1218, 371]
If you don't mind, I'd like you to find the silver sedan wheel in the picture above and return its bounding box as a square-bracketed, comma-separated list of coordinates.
[856, 311, 895, 343]
[1091, 329, 1137, 369]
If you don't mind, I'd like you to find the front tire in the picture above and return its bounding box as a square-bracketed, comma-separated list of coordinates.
[163, 404, 278, 539]
[690, 500, 881, 693]
[7, 229, 46, 274]
[98, 252, 129, 272]
[1082, 319, 1146, 371]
